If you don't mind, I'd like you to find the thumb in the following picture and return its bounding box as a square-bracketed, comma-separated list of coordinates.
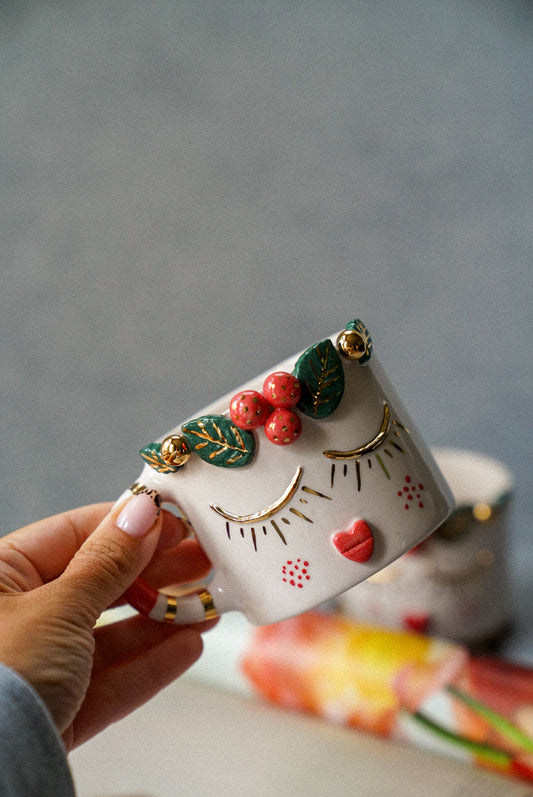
[59, 490, 162, 623]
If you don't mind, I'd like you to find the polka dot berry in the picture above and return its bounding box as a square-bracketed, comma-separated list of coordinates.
[229, 390, 271, 430]
[263, 372, 301, 408]
[264, 409, 302, 445]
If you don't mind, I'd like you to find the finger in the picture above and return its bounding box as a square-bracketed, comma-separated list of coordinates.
[155, 511, 191, 551]
[106, 538, 212, 610]
[140, 538, 212, 590]
[68, 628, 204, 749]
[93, 612, 218, 670]
[0, 503, 112, 591]
[57, 492, 164, 624]
[0, 503, 186, 594]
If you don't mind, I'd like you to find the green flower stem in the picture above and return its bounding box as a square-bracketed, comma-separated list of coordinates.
[447, 686, 533, 754]
[410, 711, 512, 769]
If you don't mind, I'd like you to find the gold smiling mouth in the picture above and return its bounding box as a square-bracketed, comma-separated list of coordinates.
[210, 466, 303, 523]
[323, 403, 391, 460]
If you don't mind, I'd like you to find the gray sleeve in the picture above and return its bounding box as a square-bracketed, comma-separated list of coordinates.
[0, 663, 76, 797]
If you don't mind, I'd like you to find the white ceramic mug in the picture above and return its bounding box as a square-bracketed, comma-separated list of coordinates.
[119, 319, 453, 625]
[338, 448, 513, 646]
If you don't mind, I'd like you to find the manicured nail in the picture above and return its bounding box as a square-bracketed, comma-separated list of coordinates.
[116, 492, 161, 538]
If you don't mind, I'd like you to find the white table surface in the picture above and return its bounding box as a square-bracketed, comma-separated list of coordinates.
[70, 613, 533, 797]
[70, 677, 532, 797]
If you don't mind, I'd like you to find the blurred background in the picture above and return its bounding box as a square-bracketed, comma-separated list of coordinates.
[1, 0, 532, 667]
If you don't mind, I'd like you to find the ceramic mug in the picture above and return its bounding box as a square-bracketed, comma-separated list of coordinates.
[338, 448, 513, 647]
[120, 319, 453, 626]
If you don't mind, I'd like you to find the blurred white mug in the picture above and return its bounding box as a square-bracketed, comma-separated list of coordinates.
[339, 448, 513, 647]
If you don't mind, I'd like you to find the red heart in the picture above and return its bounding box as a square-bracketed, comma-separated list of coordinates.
[333, 520, 374, 563]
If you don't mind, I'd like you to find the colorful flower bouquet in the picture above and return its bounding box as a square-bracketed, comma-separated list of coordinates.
[241, 611, 533, 783]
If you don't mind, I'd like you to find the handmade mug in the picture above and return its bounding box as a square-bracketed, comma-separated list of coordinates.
[120, 319, 453, 625]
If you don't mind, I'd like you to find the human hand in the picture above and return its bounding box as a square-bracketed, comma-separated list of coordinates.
[0, 493, 215, 751]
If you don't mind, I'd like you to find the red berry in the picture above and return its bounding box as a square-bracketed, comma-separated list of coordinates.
[229, 390, 271, 429]
[263, 372, 301, 408]
[264, 409, 302, 445]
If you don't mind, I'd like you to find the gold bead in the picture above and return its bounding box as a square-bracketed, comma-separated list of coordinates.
[160, 435, 191, 467]
[473, 502, 492, 523]
[336, 329, 367, 361]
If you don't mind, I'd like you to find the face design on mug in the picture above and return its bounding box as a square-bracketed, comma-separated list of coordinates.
[128, 317, 452, 625]
[139, 320, 428, 569]
[207, 405, 417, 557]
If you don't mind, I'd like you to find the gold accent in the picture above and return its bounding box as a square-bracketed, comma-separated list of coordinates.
[163, 595, 178, 623]
[473, 502, 492, 523]
[271, 520, 287, 544]
[210, 466, 303, 523]
[336, 329, 367, 361]
[198, 589, 218, 620]
[390, 441, 405, 454]
[323, 403, 391, 460]
[355, 459, 361, 491]
[161, 435, 192, 467]
[301, 486, 332, 500]
[289, 507, 313, 523]
[127, 483, 162, 512]
[393, 419, 410, 434]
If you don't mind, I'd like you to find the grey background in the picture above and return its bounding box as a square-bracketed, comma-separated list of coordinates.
[1, 2, 532, 660]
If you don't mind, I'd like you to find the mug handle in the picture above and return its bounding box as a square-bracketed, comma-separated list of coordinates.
[118, 484, 220, 624]
[124, 577, 219, 624]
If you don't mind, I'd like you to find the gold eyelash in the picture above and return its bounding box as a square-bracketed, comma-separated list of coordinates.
[323, 403, 391, 460]
[210, 467, 303, 523]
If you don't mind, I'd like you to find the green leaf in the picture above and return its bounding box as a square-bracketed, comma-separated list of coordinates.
[140, 442, 181, 473]
[293, 338, 345, 418]
[182, 414, 255, 468]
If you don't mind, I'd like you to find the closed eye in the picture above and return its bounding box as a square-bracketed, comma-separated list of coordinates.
[323, 403, 391, 460]
[210, 467, 303, 523]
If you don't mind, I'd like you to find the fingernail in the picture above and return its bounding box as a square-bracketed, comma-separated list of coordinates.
[116, 492, 161, 538]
